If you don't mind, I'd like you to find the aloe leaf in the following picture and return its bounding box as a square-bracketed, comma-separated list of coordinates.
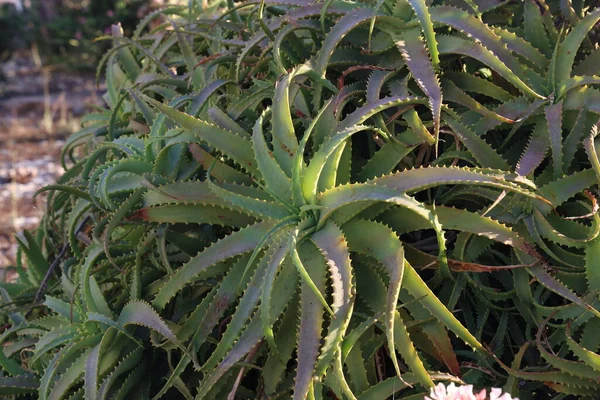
[393, 28, 442, 151]
[31, 325, 79, 367]
[345, 341, 370, 393]
[207, 106, 249, 138]
[318, 139, 350, 193]
[304, 124, 374, 203]
[357, 142, 413, 181]
[111, 362, 146, 400]
[407, 0, 439, 67]
[153, 221, 273, 309]
[67, 199, 92, 260]
[0, 375, 40, 396]
[528, 265, 600, 319]
[565, 322, 600, 372]
[446, 71, 512, 102]
[432, 6, 544, 83]
[532, 210, 599, 248]
[274, 20, 320, 74]
[35, 184, 92, 202]
[188, 144, 253, 184]
[318, 183, 435, 227]
[93, 160, 150, 209]
[368, 166, 544, 204]
[304, 96, 428, 202]
[260, 239, 290, 360]
[311, 222, 354, 376]
[98, 35, 171, 76]
[0, 288, 25, 325]
[262, 294, 299, 395]
[207, 176, 292, 219]
[343, 220, 434, 386]
[536, 321, 599, 380]
[141, 94, 258, 175]
[116, 302, 164, 338]
[403, 263, 485, 352]
[442, 80, 514, 123]
[585, 236, 600, 291]
[201, 247, 273, 371]
[492, 26, 548, 69]
[195, 318, 263, 399]
[366, 68, 397, 103]
[563, 86, 600, 113]
[235, 5, 293, 79]
[39, 334, 100, 400]
[314, 8, 377, 76]
[90, 301, 194, 369]
[48, 348, 91, 400]
[573, 48, 600, 76]
[85, 343, 101, 400]
[271, 74, 300, 175]
[318, 183, 450, 278]
[381, 206, 530, 252]
[140, 204, 256, 226]
[97, 348, 144, 400]
[516, 120, 550, 176]
[252, 110, 293, 202]
[129, 90, 155, 126]
[557, 75, 600, 99]
[294, 242, 328, 400]
[437, 35, 544, 99]
[154, 258, 250, 399]
[0, 325, 39, 376]
[404, 298, 460, 374]
[584, 127, 600, 183]
[289, 227, 334, 316]
[538, 169, 597, 207]
[196, 251, 298, 398]
[444, 113, 509, 170]
[354, 260, 433, 388]
[15, 230, 48, 287]
[111, 23, 141, 80]
[402, 108, 436, 145]
[546, 100, 564, 179]
[168, 17, 197, 79]
[475, 97, 536, 137]
[293, 99, 334, 206]
[525, 0, 557, 51]
[340, 96, 427, 130]
[79, 244, 111, 317]
[555, 8, 600, 84]
[101, 189, 145, 273]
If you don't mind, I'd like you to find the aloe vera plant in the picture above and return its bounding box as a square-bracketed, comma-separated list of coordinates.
[1, 0, 600, 399]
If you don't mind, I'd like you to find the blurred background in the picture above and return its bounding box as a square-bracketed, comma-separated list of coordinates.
[0, 0, 180, 269]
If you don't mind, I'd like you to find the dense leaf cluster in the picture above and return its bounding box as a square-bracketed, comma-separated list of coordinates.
[1, 0, 600, 399]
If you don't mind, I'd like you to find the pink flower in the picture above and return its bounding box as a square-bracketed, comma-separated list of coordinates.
[489, 388, 517, 400]
[425, 383, 518, 400]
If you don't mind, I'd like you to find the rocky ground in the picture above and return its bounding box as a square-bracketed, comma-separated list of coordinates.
[0, 51, 104, 268]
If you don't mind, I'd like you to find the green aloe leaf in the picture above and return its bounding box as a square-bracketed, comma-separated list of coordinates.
[393, 28, 442, 151]
[343, 220, 433, 387]
[555, 8, 600, 84]
[141, 94, 258, 176]
[293, 242, 328, 400]
[311, 222, 354, 376]
[153, 222, 274, 309]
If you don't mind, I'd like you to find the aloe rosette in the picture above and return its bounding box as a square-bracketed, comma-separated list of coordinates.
[1, 0, 600, 399]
